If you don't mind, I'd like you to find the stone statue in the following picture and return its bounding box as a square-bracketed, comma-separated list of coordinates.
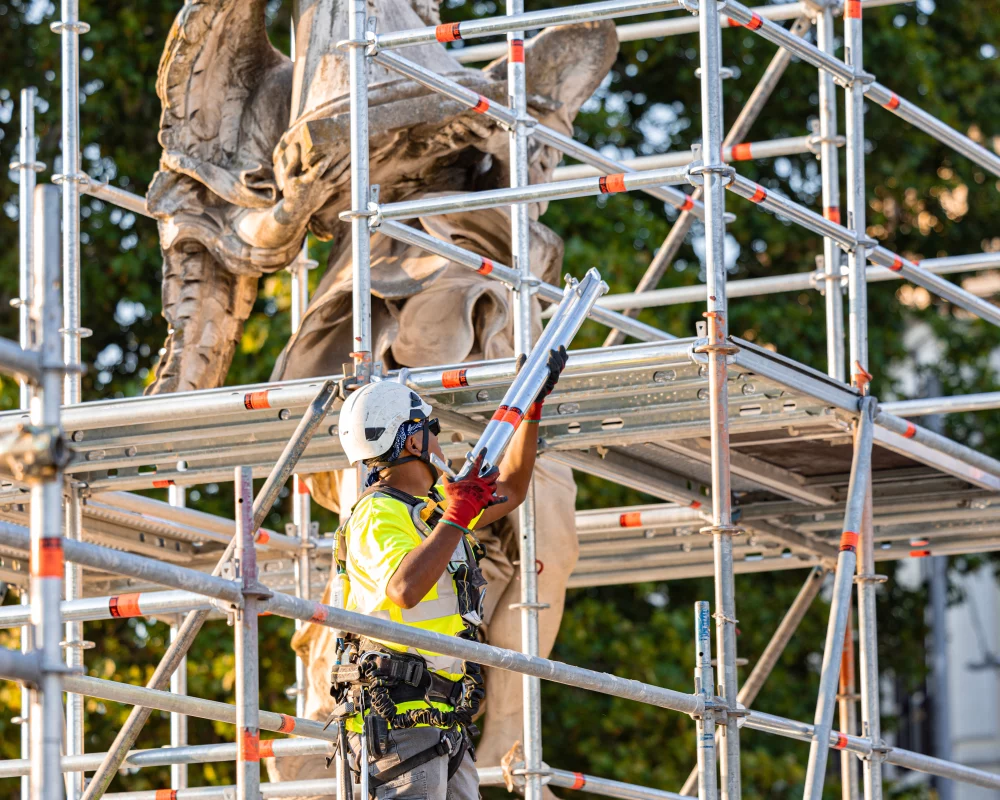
[147, 0, 618, 794]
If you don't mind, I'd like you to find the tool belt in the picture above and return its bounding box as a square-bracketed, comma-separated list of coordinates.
[330, 646, 466, 709]
[328, 640, 483, 796]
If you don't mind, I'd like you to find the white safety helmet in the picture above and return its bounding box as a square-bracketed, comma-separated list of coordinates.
[338, 380, 433, 465]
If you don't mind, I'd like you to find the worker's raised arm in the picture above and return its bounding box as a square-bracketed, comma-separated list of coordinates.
[387, 453, 503, 607]
[476, 346, 568, 528]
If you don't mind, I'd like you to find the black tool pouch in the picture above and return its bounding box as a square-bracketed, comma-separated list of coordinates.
[364, 712, 390, 760]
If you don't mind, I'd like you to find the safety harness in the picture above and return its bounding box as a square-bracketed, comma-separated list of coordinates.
[328, 482, 487, 795]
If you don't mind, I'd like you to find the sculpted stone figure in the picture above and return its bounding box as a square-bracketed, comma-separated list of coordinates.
[147, 0, 617, 794]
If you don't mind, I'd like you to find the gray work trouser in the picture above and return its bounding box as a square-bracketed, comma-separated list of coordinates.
[349, 726, 479, 800]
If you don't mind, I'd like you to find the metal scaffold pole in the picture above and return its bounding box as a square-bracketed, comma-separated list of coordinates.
[695, 1, 741, 797]
[168, 485, 189, 793]
[843, 2, 884, 797]
[348, 0, 373, 383]
[289, 245, 315, 718]
[234, 467, 263, 800]
[802, 397, 875, 800]
[52, 4, 90, 795]
[16, 87, 42, 410]
[14, 85, 43, 800]
[837, 608, 860, 800]
[31, 183, 68, 800]
[693, 602, 719, 800]
[815, 1, 845, 383]
[504, 0, 545, 796]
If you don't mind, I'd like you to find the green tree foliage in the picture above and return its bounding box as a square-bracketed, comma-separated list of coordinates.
[2, 0, 999, 797]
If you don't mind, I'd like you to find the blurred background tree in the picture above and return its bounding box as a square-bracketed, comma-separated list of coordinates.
[1, 0, 999, 797]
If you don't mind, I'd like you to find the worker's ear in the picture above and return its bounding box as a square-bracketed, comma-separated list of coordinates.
[403, 433, 422, 457]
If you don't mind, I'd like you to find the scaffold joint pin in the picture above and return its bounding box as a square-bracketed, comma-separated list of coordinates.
[698, 524, 746, 537]
[50, 19, 90, 34]
[686, 161, 737, 189]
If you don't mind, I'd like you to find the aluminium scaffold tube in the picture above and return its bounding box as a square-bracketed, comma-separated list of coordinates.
[743, 711, 1000, 791]
[450, 0, 905, 63]
[480, 767, 690, 800]
[14, 91, 41, 800]
[56, 7, 89, 788]
[68, 672, 337, 744]
[3, 746, 994, 800]
[0, 591, 219, 629]
[554, 135, 818, 181]
[18, 591, 31, 800]
[0, 739, 333, 779]
[838, 607, 861, 800]
[2, 572, 1000, 792]
[679, 566, 827, 796]
[288, 244, 315, 720]
[0, 647, 43, 686]
[504, 0, 546, 793]
[0, 338, 44, 385]
[693, 602, 719, 800]
[99, 771, 688, 800]
[603, 14, 813, 346]
[234, 468, 262, 800]
[596, 251, 1000, 310]
[372, 166, 690, 222]
[718, 0, 1000, 180]
[28, 184, 67, 800]
[696, 1, 741, 797]
[15, 87, 42, 408]
[348, 0, 373, 382]
[168, 485, 189, 793]
[377, 0, 679, 48]
[376, 219, 672, 342]
[880, 391, 1000, 416]
[724, 174, 1000, 328]
[0, 524, 705, 716]
[802, 397, 876, 800]
[0, 522, 244, 605]
[816, 2, 845, 383]
[80, 178, 148, 217]
[1, 643, 998, 793]
[846, 10, 882, 795]
[80, 381, 340, 800]
[373, 49, 707, 222]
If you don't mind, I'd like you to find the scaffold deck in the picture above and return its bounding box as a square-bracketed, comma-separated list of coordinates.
[1, 338, 996, 596]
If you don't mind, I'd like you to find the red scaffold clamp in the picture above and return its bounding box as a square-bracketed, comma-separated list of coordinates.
[851, 360, 873, 395]
[693, 311, 741, 356]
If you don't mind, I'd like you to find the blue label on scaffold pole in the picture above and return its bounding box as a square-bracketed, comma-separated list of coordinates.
[698, 605, 711, 640]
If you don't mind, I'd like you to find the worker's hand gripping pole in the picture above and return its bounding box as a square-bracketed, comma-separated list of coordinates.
[457, 267, 608, 478]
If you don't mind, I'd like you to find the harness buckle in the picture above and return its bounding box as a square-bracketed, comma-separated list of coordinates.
[402, 658, 424, 687]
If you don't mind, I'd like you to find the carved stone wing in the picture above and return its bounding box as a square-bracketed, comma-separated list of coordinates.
[154, 0, 292, 209]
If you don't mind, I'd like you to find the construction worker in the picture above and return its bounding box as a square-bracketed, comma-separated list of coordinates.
[330, 346, 568, 800]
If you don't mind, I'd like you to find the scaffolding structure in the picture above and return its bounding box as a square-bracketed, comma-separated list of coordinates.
[4, 1, 1000, 800]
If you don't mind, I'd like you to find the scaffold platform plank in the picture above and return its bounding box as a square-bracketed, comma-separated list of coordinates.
[1, 339, 996, 595]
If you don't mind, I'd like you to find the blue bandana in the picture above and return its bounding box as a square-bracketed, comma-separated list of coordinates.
[364, 420, 426, 487]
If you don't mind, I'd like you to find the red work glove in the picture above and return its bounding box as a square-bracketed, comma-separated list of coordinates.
[441, 452, 506, 528]
[517, 346, 568, 421]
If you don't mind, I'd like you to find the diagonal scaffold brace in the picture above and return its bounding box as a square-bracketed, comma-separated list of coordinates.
[801, 395, 877, 800]
[80, 380, 342, 800]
